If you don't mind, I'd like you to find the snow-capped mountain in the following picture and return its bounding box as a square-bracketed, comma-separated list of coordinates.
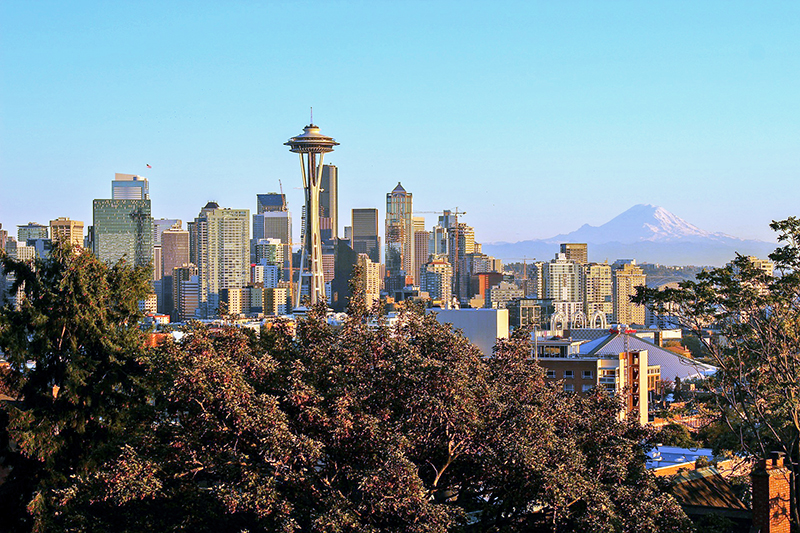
[546, 204, 735, 244]
[482, 205, 775, 266]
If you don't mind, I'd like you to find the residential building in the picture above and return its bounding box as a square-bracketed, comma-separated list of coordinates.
[17, 222, 48, 242]
[172, 264, 199, 322]
[612, 260, 647, 325]
[487, 280, 524, 309]
[584, 262, 613, 325]
[421, 258, 453, 308]
[543, 253, 582, 305]
[560, 243, 588, 265]
[192, 202, 250, 318]
[357, 253, 382, 309]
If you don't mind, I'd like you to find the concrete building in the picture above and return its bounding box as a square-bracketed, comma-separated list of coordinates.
[172, 264, 199, 322]
[612, 260, 647, 325]
[560, 243, 588, 265]
[92, 199, 153, 267]
[583, 262, 613, 325]
[351, 208, 380, 264]
[430, 308, 509, 356]
[49, 217, 84, 247]
[544, 253, 582, 303]
[17, 222, 48, 242]
[112, 173, 149, 200]
[159, 225, 189, 316]
[448, 223, 475, 304]
[487, 280, 524, 309]
[386, 182, 413, 278]
[357, 253, 382, 309]
[252, 211, 292, 277]
[421, 258, 453, 308]
[192, 202, 250, 318]
[413, 225, 430, 287]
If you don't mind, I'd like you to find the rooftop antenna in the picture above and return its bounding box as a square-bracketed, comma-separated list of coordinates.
[310, 107, 313, 125]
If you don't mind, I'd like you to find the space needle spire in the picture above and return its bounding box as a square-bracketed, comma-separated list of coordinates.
[285, 119, 339, 308]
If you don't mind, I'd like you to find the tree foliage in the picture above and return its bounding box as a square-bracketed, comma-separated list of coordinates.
[1, 244, 691, 532]
[634, 216, 800, 528]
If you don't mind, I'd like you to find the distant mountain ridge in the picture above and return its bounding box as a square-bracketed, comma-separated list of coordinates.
[483, 204, 775, 266]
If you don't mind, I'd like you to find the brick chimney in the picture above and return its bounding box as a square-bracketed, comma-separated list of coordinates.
[751, 451, 791, 533]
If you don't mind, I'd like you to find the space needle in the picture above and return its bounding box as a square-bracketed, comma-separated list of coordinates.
[285, 116, 339, 308]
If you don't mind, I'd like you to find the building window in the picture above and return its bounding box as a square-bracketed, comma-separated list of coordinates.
[564, 370, 574, 379]
[582, 370, 593, 379]
[564, 384, 574, 392]
[582, 385, 593, 392]
[546, 370, 556, 379]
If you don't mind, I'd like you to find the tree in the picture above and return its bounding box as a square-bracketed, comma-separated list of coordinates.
[0, 243, 151, 532]
[634, 216, 800, 528]
[1, 245, 691, 532]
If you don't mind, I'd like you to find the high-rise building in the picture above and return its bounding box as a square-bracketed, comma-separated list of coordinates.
[411, 216, 427, 286]
[256, 193, 287, 214]
[49, 218, 84, 248]
[17, 222, 48, 243]
[583, 262, 613, 324]
[112, 173, 149, 200]
[352, 208, 380, 264]
[160, 225, 190, 316]
[192, 202, 250, 318]
[448, 223, 475, 304]
[612, 260, 646, 325]
[154, 218, 181, 245]
[421, 258, 453, 308]
[385, 183, 413, 277]
[252, 211, 292, 276]
[560, 243, 588, 265]
[357, 253, 382, 309]
[320, 164, 338, 242]
[172, 264, 199, 322]
[543, 253, 582, 306]
[92, 199, 153, 267]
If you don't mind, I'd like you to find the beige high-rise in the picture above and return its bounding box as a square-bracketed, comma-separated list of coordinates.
[612, 261, 646, 325]
[49, 217, 84, 247]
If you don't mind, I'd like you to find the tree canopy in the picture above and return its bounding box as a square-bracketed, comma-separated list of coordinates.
[1, 243, 691, 532]
[635, 216, 800, 528]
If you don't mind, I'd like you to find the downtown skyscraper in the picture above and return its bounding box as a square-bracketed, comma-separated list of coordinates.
[92, 174, 152, 267]
[191, 202, 250, 318]
[385, 182, 413, 278]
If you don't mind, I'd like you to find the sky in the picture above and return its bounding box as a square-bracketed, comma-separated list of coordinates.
[1, 1, 798, 246]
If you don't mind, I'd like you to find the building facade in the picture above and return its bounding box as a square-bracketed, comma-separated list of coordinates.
[92, 199, 153, 267]
[193, 202, 250, 318]
[385, 183, 413, 277]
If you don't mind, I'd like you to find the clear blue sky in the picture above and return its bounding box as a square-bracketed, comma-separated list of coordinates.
[1, 1, 798, 245]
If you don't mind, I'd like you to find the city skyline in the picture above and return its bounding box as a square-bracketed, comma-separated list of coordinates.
[2, 2, 799, 245]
